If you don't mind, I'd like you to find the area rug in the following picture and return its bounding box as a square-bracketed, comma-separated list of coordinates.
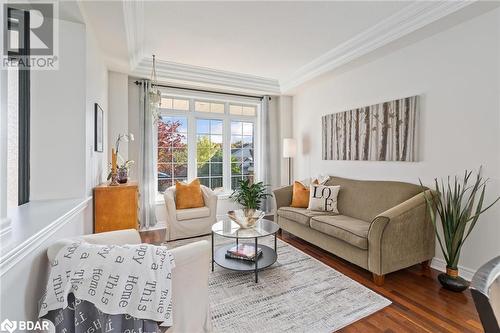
[166, 235, 390, 333]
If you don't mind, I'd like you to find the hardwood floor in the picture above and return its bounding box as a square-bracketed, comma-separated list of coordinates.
[278, 231, 483, 333]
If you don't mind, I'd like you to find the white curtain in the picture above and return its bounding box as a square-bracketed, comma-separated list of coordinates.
[138, 80, 157, 228]
[258, 96, 280, 212]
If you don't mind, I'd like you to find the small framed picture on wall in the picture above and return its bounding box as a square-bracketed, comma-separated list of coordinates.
[94, 103, 103, 152]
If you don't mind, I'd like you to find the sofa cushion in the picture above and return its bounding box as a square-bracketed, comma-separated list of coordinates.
[175, 178, 205, 209]
[277, 207, 334, 226]
[325, 176, 422, 222]
[310, 215, 370, 250]
[176, 206, 210, 221]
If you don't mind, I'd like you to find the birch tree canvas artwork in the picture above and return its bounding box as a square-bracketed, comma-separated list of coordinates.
[322, 96, 419, 161]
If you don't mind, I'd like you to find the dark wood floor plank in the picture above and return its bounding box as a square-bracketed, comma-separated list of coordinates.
[278, 231, 483, 333]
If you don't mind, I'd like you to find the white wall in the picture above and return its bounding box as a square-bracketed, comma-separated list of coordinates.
[31, 19, 108, 200]
[277, 96, 294, 186]
[30, 20, 87, 200]
[292, 8, 500, 273]
[86, 27, 108, 194]
[108, 72, 129, 162]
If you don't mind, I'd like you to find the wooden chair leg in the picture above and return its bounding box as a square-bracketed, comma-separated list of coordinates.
[421, 260, 431, 270]
[372, 273, 385, 286]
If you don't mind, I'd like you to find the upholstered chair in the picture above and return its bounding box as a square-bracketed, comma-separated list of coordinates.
[471, 256, 500, 333]
[163, 185, 218, 241]
[47, 229, 212, 333]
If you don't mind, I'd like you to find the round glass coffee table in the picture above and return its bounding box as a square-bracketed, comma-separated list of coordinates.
[211, 219, 280, 283]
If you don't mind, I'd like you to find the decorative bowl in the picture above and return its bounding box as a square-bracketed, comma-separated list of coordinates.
[227, 209, 265, 229]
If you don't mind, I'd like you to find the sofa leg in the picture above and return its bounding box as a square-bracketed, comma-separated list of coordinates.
[421, 260, 431, 270]
[372, 273, 385, 286]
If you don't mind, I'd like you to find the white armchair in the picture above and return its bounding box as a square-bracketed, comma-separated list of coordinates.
[47, 229, 212, 333]
[163, 185, 218, 241]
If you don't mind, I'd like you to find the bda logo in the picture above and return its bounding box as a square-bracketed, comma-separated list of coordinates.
[0, 319, 16, 333]
[0, 319, 50, 332]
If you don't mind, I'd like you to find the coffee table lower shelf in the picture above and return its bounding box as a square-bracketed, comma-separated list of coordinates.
[213, 244, 277, 282]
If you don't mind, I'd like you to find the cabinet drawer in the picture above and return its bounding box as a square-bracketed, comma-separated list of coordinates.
[94, 182, 139, 233]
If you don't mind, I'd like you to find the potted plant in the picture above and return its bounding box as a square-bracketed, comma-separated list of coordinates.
[107, 159, 134, 183]
[117, 160, 135, 183]
[229, 179, 270, 228]
[421, 168, 499, 292]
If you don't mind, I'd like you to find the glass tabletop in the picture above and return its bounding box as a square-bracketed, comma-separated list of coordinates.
[212, 219, 280, 239]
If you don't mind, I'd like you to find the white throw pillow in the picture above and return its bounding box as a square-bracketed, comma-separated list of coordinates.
[307, 184, 340, 213]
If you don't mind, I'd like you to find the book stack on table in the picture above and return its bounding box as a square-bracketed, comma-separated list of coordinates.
[225, 244, 262, 262]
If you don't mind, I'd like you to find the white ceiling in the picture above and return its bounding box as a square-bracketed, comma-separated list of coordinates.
[79, 1, 129, 68]
[78, 1, 488, 93]
[141, 1, 408, 80]
[80, 1, 407, 79]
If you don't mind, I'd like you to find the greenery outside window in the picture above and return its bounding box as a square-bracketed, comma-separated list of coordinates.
[156, 94, 258, 194]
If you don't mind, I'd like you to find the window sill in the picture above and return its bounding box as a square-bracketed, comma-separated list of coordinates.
[0, 197, 91, 276]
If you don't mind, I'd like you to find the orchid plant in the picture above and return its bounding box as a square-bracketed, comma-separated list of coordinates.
[107, 133, 135, 180]
[115, 133, 134, 154]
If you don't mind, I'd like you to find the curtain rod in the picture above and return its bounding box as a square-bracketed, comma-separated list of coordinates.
[133, 81, 268, 100]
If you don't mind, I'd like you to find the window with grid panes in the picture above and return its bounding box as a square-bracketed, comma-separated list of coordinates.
[196, 119, 224, 189]
[157, 115, 188, 192]
[156, 94, 257, 193]
[230, 121, 254, 190]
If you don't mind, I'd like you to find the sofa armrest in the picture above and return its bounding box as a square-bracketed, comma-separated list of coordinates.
[169, 240, 211, 333]
[367, 190, 435, 275]
[164, 187, 178, 221]
[272, 185, 293, 222]
[273, 185, 293, 210]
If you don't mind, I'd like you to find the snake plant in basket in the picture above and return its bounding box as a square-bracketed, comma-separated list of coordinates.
[228, 179, 270, 228]
[421, 168, 499, 292]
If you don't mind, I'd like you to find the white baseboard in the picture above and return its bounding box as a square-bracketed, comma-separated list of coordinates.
[431, 257, 476, 281]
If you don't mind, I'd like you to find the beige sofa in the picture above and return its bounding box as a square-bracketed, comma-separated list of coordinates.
[273, 176, 435, 285]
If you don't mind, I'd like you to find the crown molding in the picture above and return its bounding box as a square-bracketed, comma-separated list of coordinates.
[122, 0, 144, 70]
[123, 1, 475, 94]
[280, 1, 476, 92]
[134, 58, 281, 95]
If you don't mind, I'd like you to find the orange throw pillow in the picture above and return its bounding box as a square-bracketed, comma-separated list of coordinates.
[290, 180, 319, 208]
[175, 179, 205, 209]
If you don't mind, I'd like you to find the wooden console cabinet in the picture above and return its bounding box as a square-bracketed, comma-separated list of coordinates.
[94, 182, 139, 233]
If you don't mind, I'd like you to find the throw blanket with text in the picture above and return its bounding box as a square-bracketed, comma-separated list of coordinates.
[39, 242, 175, 327]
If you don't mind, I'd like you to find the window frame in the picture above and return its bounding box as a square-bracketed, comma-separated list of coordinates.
[7, 6, 30, 206]
[156, 95, 258, 195]
[229, 119, 256, 191]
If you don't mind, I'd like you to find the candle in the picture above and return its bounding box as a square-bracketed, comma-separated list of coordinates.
[112, 148, 117, 172]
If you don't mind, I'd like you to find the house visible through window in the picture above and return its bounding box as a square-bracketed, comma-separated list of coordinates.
[231, 121, 254, 190]
[156, 94, 258, 193]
